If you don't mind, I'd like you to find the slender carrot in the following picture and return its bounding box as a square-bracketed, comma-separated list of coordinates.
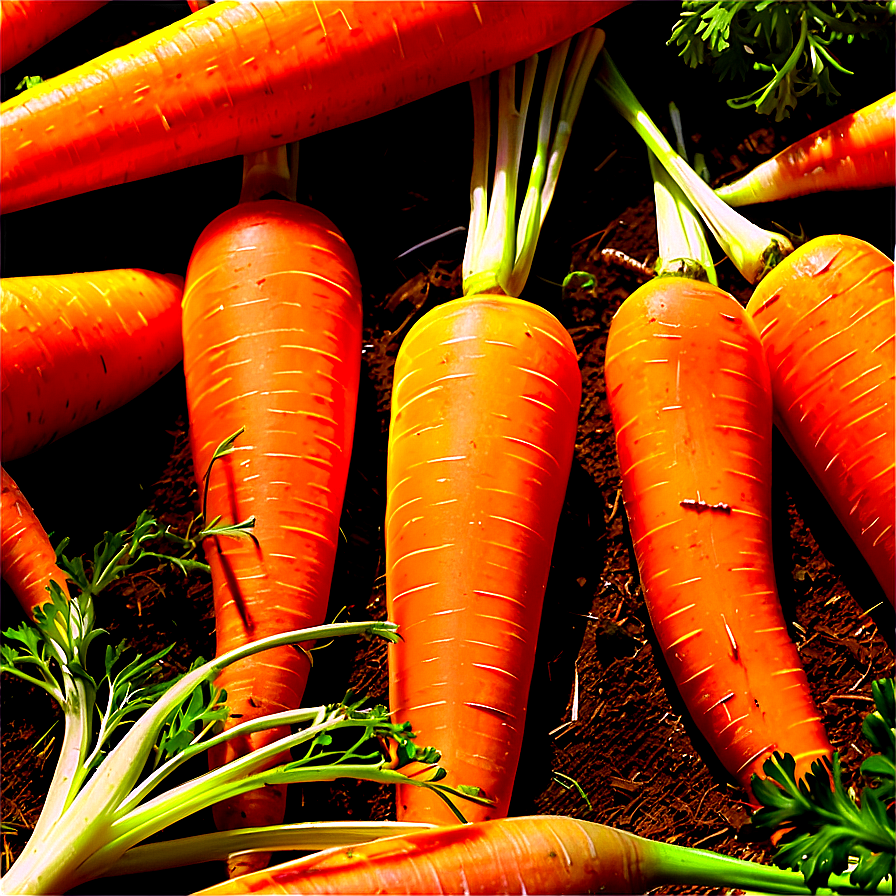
[0, 0, 627, 215]
[0, 269, 184, 463]
[746, 235, 895, 605]
[386, 32, 604, 824]
[0, 465, 70, 616]
[181, 147, 363, 877]
[0, 0, 107, 73]
[190, 814, 869, 895]
[603, 147, 831, 800]
[716, 93, 896, 206]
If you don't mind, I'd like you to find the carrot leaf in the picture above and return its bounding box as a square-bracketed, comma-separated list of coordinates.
[749, 678, 895, 893]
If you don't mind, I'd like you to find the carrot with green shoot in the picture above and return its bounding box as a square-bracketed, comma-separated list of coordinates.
[716, 93, 896, 206]
[386, 28, 604, 825]
[603, 141, 832, 805]
[0, 0, 107, 74]
[1, 269, 184, 463]
[0, 0, 627, 215]
[181, 141, 363, 877]
[594, 47, 895, 605]
[190, 812, 886, 895]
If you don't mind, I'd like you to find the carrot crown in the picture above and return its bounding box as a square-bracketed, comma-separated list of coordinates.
[594, 50, 794, 285]
[463, 28, 606, 298]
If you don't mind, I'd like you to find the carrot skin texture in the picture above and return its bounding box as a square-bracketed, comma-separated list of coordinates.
[0, 0, 108, 73]
[1, 466, 70, 616]
[747, 235, 895, 605]
[181, 201, 362, 860]
[386, 295, 581, 824]
[604, 278, 831, 793]
[1, 269, 184, 463]
[0, 0, 627, 214]
[716, 93, 896, 206]
[191, 815, 650, 895]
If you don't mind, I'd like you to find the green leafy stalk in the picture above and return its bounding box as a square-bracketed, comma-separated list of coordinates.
[594, 49, 793, 284]
[668, 1, 895, 120]
[750, 678, 895, 893]
[462, 27, 605, 297]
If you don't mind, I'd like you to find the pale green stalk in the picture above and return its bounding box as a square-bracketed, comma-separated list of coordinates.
[595, 50, 793, 284]
[97, 822, 437, 877]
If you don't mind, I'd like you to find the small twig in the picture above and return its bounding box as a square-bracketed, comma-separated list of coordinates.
[828, 693, 875, 703]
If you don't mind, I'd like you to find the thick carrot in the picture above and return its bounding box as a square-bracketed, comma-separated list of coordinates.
[181, 194, 362, 875]
[385, 33, 605, 824]
[190, 814, 848, 895]
[0, 465, 70, 616]
[746, 235, 895, 605]
[604, 277, 832, 795]
[0, 1, 107, 73]
[1, 269, 184, 463]
[0, 0, 627, 214]
[716, 93, 896, 206]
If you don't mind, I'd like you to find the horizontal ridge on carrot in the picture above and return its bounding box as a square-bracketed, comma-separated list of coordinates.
[386, 29, 604, 824]
[716, 93, 896, 206]
[182, 145, 363, 877]
[0, 0, 108, 73]
[0, 0, 628, 214]
[746, 235, 895, 605]
[1, 269, 184, 462]
[1, 465, 70, 617]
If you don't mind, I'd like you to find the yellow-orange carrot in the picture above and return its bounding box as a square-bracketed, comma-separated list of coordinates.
[190, 814, 835, 895]
[1, 269, 183, 463]
[0, 465, 70, 616]
[0, 1, 627, 214]
[746, 235, 895, 605]
[716, 94, 896, 206]
[0, 0, 107, 73]
[182, 190, 362, 875]
[604, 278, 832, 794]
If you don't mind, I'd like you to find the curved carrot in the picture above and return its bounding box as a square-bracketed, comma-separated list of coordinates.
[1, 269, 184, 463]
[716, 93, 895, 206]
[0, 0, 627, 214]
[182, 199, 362, 876]
[1, 466, 70, 617]
[746, 235, 895, 605]
[604, 277, 832, 795]
[0, 1, 107, 73]
[386, 295, 581, 823]
[190, 814, 837, 895]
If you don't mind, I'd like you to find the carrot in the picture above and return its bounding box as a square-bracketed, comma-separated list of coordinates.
[190, 814, 860, 895]
[601, 142, 831, 801]
[0, 0, 627, 214]
[746, 235, 895, 605]
[0, 465, 70, 616]
[0, 1, 107, 73]
[181, 147, 363, 877]
[716, 93, 896, 206]
[1, 269, 184, 463]
[386, 32, 605, 824]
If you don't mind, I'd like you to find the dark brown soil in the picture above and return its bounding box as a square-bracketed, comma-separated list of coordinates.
[2, 3, 894, 894]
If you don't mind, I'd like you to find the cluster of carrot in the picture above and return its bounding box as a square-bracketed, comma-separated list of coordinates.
[1, 2, 893, 894]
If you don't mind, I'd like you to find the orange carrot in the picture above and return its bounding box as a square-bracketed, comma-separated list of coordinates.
[385, 32, 606, 824]
[604, 276, 832, 796]
[746, 235, 895, 605]
[0, 0, 627, 214]
[0, 465, 70, 616]
[1, 269, 184, 463]
[181, 151, 363, 876]
[190, 814, 836, 895]
[716, 93, 896, 206]
[0, 0, 107, 73]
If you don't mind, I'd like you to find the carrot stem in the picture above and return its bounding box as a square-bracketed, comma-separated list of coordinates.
[594, 50, 793, 284]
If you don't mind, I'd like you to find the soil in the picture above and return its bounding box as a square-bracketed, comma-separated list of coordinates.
[1, 3, 894, 894]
